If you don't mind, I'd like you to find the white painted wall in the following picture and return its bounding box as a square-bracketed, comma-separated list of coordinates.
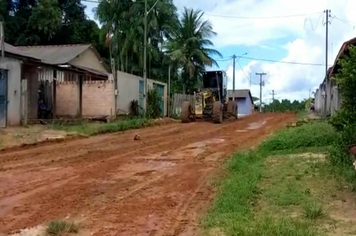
[116, 71, 141, 115]
[116, 71, 167, 116]
[0, 57, 22, 126]
[69, 48, 108, 73]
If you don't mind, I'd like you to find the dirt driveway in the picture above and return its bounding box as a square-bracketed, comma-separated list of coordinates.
[0, 113, 294, 236]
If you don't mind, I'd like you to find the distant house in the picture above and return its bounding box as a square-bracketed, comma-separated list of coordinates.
[0, 43, 114, 127]
[227, 89, 254, 116]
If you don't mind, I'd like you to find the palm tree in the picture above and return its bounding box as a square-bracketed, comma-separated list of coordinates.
[165, 7, 222, 93]
[96, 0, 178, 78]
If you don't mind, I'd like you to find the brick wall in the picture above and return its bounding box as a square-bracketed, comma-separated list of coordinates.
[82, 80, 115, 117]
[56, 81, 80, 117]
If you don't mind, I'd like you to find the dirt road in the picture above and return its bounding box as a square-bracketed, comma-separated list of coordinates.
[0, 113, 294, 236]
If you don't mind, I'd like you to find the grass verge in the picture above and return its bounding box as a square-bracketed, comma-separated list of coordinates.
[51, 118, 152, 136]
[46, 220, 79, 235]
[202, 121, 355, 236]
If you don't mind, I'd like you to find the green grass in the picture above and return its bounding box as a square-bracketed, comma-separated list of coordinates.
[260, 121, 335, 151]
[51, 118, 152, 136]
[304, 203, 324, 220]
[296, 110, 308, 119]
[203, 121, 339, 236]
[46, 220, 79, 236]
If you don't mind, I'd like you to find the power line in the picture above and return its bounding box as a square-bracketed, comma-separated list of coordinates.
[203, 11, 321, 19]
[334, 16, 356, 29]
[239, 55, 325, 66]
[236, 60, 259, 85]
[82, 0, 100, 3]
[305, 12, 323, 31]
[215, 56, 233, 61]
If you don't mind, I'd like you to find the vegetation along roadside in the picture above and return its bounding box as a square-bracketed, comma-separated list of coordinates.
[203, 120, 356, 236]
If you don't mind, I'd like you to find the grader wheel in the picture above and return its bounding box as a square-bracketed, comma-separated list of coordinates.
[181, 101, 194, 123]
[213, 101, 223, 123]
[227, 101, 234, 113]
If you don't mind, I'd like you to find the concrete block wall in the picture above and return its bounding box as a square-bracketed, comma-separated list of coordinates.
[82, 80, 115, 117]
[56, 81, 80, 117]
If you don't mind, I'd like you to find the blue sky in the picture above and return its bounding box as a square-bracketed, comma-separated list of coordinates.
[83, 0, 356, 102]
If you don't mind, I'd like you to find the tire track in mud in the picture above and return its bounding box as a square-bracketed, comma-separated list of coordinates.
[0, 113, 295, 235]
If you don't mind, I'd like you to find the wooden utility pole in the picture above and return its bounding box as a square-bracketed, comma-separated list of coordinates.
[256, 72, 266, 113]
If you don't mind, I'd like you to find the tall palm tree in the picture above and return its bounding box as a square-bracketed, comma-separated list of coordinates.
[96, 0, 178, 78]
[165, 7, 222, 93]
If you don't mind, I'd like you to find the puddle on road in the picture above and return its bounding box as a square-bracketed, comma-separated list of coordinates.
[236, 119, 270, 132]
[185, 138, 225, 149]
[111, 138, 226, 181]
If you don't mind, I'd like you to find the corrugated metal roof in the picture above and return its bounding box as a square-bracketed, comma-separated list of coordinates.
[17, 44, 91, 65]
[4, 43, 41, 60]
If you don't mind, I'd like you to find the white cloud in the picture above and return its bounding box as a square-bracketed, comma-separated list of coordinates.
[83, 0, 356, 101]
[172, 0, 356, 101]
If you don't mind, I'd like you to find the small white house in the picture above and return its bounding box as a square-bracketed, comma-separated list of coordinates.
[116, 71, 168, 116]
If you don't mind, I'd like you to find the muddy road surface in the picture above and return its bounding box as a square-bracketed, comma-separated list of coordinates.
[0, 113, 294, 236]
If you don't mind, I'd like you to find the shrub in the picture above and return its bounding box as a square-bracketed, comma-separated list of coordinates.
[328, 124, 356, 186]
[46, 220, 79, 235]
[130, 99, 139, 116]
[147, 89, 162, 119]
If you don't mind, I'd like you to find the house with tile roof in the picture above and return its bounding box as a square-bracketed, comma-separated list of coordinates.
[0, 43, 114, 127]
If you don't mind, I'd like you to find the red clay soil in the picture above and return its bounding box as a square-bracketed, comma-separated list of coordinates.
[0, 113, 295, 236]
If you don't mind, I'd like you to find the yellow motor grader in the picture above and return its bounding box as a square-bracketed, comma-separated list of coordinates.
[181, 70, 238, 124]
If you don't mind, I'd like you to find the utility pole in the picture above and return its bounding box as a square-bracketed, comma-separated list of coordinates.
[270, 90, 276, 102]
[249, 73, 251, 87]
[143, 0, 159, 115]
[143, 0, 148, 115]
[232, 53, 247, 101]
[0, 22, 4, 58]
[256, 72, 266, 113]
[270, 90, 276, 113]
[324, 9, 331, 117]
[232, 54, 236, 101]
[168, 65, 171, 117]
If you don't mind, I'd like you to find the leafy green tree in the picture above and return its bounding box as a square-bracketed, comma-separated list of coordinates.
[95, 0, 178, 80]
[264, 99, 306, 112]
[28, 0, 61, 41]
[330, 45, 356, 131]
[165, 7, 222, 93]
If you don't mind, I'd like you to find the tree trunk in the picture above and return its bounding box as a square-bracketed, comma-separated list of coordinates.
[125, 52, 128, 73]
[130, 53, 133, 74]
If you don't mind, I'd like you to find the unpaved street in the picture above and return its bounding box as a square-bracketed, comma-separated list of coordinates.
[0, 113, 294, 236]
